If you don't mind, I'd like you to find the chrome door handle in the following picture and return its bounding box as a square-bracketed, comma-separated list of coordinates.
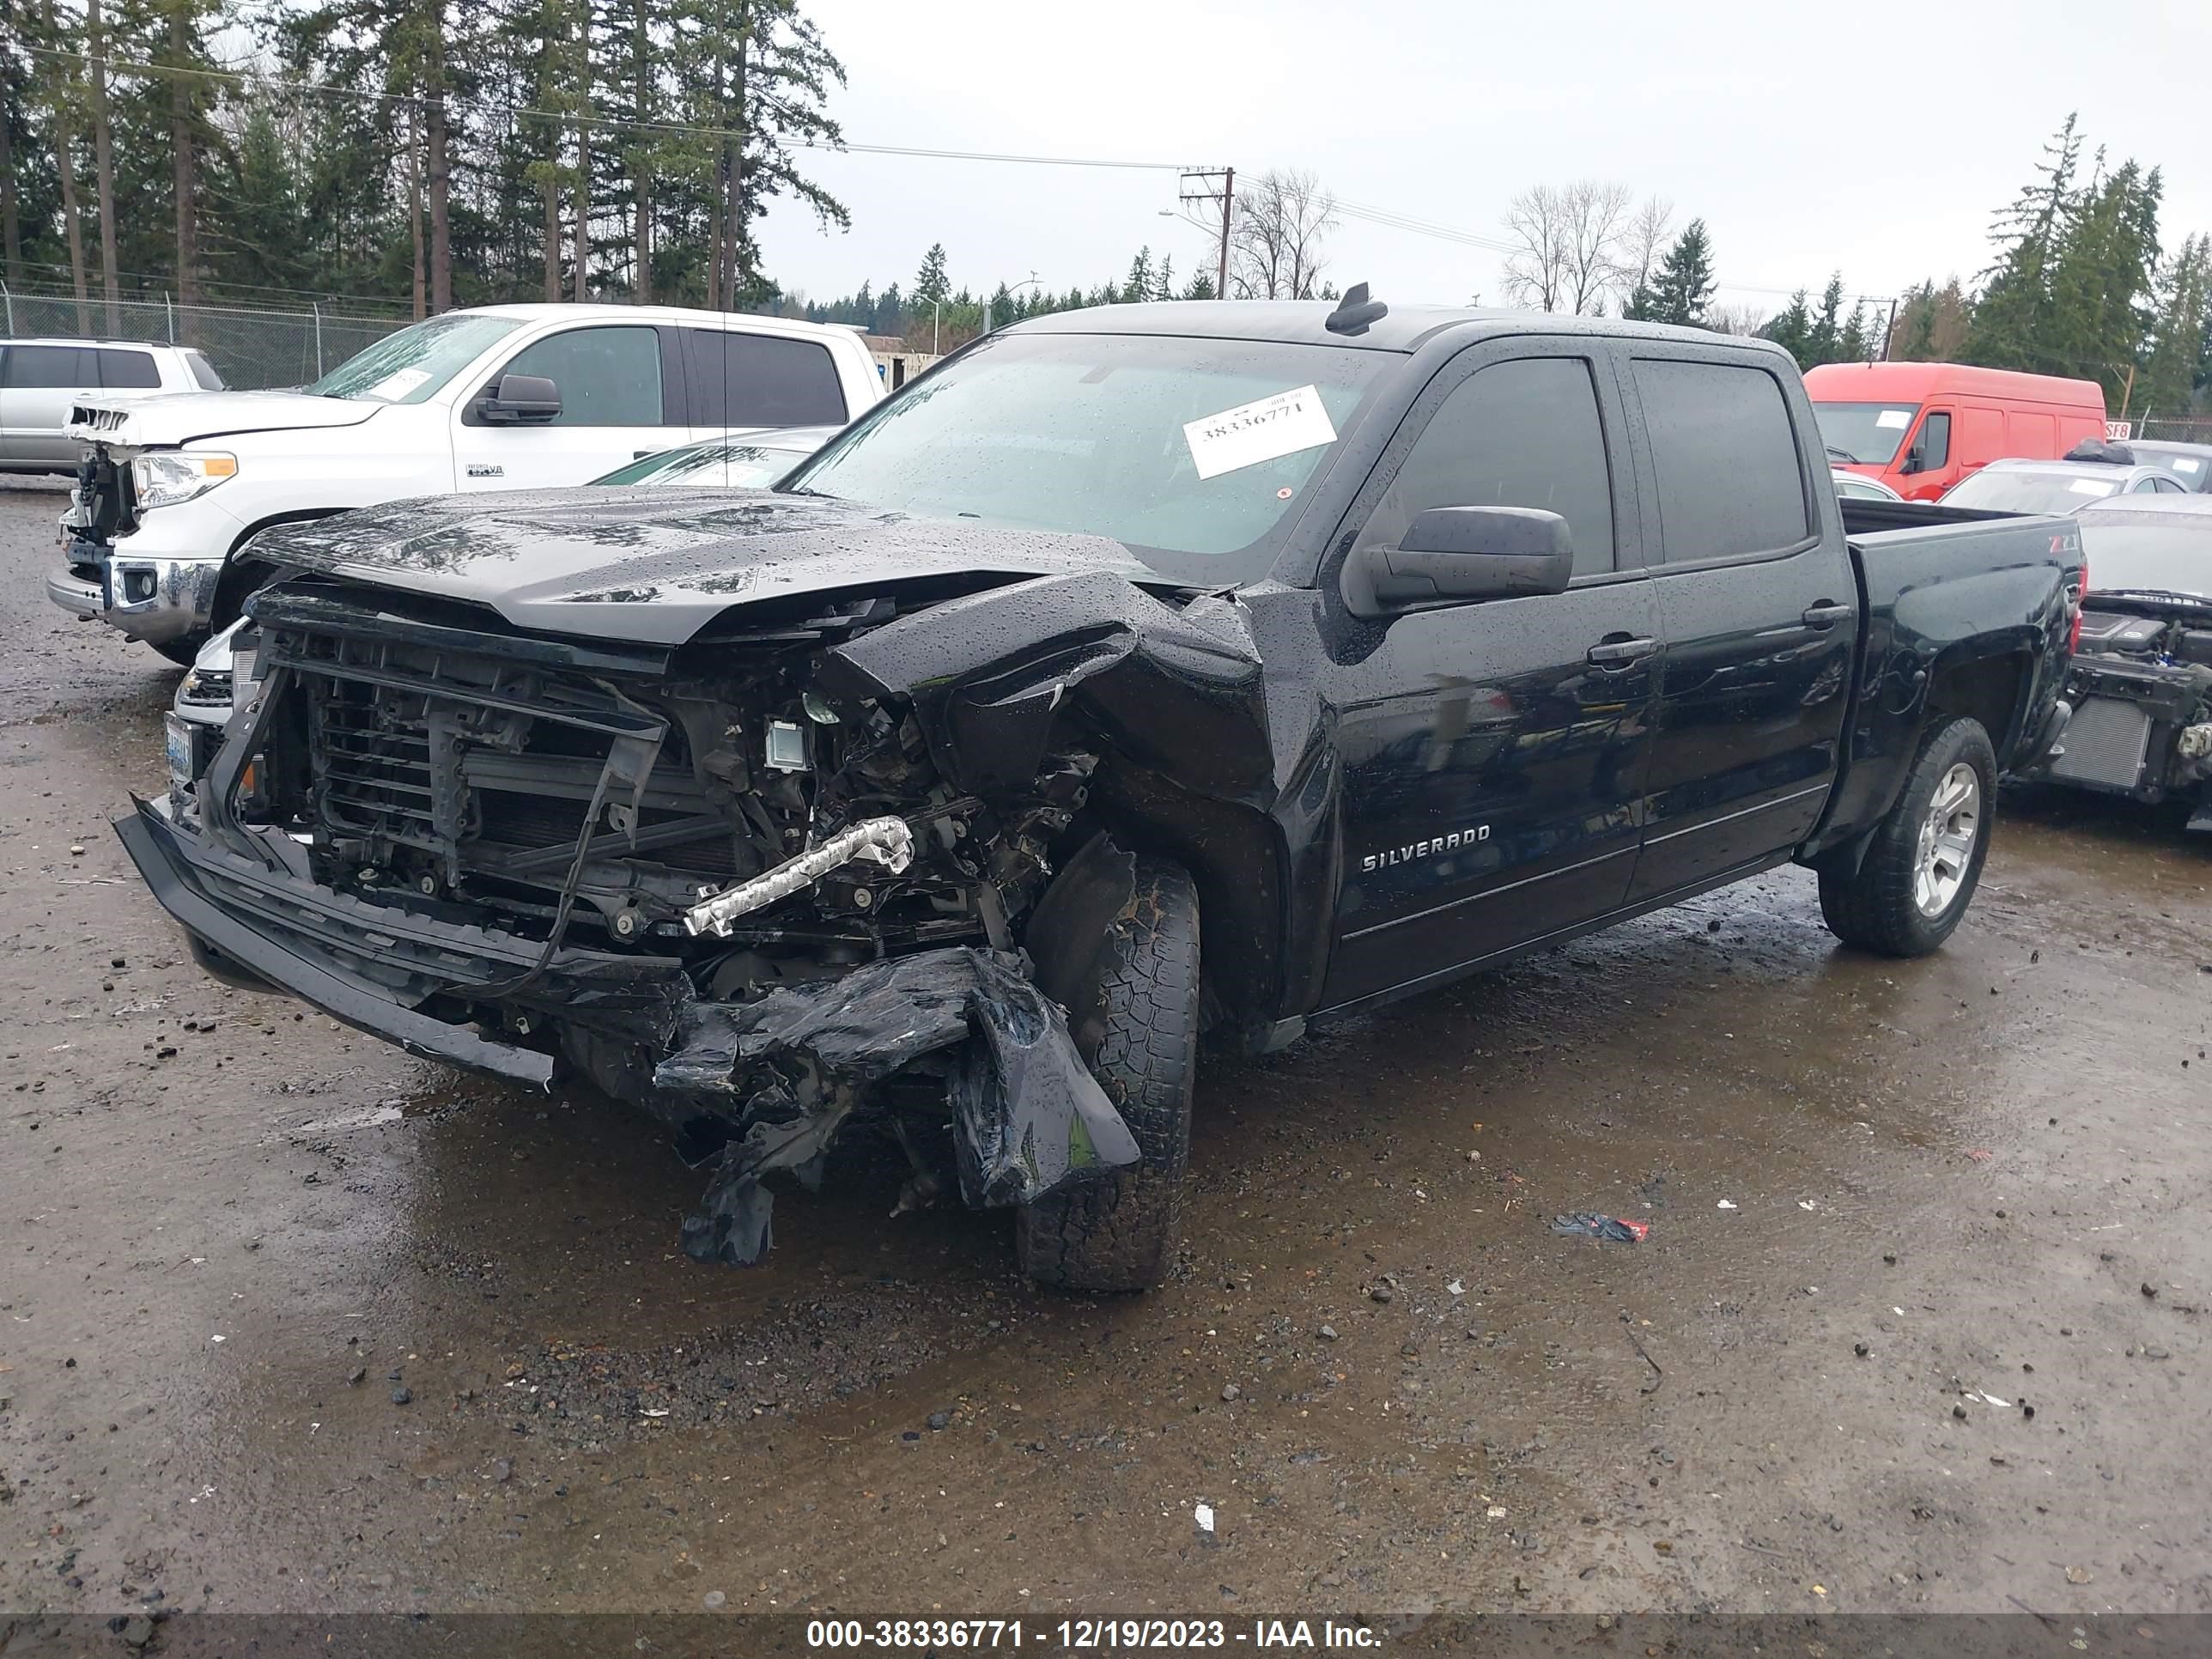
[1802, 602, 1853, 627]
[1587, 636, 1657, 665]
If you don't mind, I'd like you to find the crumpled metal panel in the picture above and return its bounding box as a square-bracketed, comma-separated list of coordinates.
[658, 946, 1138, 1267]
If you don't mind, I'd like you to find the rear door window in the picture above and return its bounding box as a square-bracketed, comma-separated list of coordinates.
[183, 349, 224, 390]
[2, 344, 97, 389]
[1632, 357, 1811, 562]
[1360, 355, 1618, 577]
[493, 325, 667, 426]
[681, 329, 849, 428]
[94, 349, 161, 389]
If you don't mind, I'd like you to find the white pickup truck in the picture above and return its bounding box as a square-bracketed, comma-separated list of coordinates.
[48, 302, 883, 661]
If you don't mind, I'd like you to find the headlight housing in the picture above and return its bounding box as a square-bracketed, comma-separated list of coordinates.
[131, 450, 237, 510]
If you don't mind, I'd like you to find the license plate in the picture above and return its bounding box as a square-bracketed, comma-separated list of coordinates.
[165, 713, 197, 793]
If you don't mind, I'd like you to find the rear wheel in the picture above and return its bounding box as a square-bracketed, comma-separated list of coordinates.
[1016, 857, 1200, 1292]
[1820, 717, 1996, 957]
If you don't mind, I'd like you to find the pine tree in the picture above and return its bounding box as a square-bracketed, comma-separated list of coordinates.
[1838, 302, 1870, 364]
[1183, 269, 1218, 301]
[1966, 114, 2081, 371]
[1628, 219, 1717, 327]
[1123, 246, 1152, 304]
[912, 242, 949, 307]
[2140, 234, 2212, 417]
[1763, 289, 1814, 368]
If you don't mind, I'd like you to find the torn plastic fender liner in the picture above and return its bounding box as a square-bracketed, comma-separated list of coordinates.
[817, 570, 1274, 801]
[659, 947, 1139, 1267]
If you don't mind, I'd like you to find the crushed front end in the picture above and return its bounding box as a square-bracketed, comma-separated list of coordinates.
[118, 574, 1148, 1262]
[2026, 606, 2212, 830]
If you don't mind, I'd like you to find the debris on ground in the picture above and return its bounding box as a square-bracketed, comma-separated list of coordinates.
[1716, 1199, 1739, 1211]
[1552, 1212, 1650, 1243]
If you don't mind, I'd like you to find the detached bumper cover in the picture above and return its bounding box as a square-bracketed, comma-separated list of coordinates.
[663, 951, 1139, 1267]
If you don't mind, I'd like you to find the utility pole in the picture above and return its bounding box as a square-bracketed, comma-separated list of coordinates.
[1179, 167, 1235, 297]
[1878, 296, 1898, 362]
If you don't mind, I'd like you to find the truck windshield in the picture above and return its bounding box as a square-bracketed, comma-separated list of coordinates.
[306, 314, 524, 404]
[781, 331, 1394, 585]
[1811, 402, 1921, 465]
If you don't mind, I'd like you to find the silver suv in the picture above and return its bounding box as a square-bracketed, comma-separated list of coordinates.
[0, 339, 223, 473]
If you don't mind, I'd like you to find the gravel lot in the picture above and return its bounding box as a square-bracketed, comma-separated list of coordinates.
[2, 477, 2208, 1626]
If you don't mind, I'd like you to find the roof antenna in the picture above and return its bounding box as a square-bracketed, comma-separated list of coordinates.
[1325, 283, 1387, 336]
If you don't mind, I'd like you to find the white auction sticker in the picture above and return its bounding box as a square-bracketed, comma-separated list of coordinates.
[1874, 408, 1912, 429]
[2175, 458, 2203, 475]
[367, 366, 433, 403]
[1183, 386, 1336, 481]
[2069, 478, 2117, 495]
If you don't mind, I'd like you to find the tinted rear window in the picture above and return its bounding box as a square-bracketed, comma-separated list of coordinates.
[683, 329, 848, 428]
[95, 349, 161, 389]
[3, 344, 96, 389]
[184, 349, 224, 390]
[1634, 358, 1810, 562]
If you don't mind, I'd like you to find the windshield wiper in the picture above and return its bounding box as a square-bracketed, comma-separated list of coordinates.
[1826, 444, 1863, 464]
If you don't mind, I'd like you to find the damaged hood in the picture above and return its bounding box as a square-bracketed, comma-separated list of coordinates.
[251, 488, 1171, 645]
[66, 390, 383, 452]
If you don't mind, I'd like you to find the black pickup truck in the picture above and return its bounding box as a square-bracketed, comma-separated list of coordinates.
[116, 296, 2081, 1291]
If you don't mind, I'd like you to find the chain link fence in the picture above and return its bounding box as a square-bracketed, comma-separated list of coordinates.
[2135, 415, 2212, 447]
[1, 284, 409, 390]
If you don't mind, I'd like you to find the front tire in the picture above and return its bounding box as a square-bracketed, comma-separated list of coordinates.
[1016, 857, 1200, 1292]
[1820, 716, 1996, 957]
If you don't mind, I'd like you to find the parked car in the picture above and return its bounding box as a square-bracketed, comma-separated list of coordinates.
[2123, 439, 2212, 493]
[1, 338, 223, 474]
[2017, 494, 2212, 830]
[119, 296, 2079, 1291]
[49, 303, 882, 662]
[1832, 466, 1902, 501]
[1807, 362, 2106, 501]
[1940, 457, 2188, 514]
[585, 426, 840, 487]
[164, 424, 845, 784]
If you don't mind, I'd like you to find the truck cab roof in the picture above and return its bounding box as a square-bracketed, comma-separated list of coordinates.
[1010, 298, 1795, 363]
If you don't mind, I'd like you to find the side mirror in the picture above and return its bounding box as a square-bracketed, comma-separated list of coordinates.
[477, 373, 562, 425]
[1341, 506, 1572, 619]
[1900, 441, 1925, 476]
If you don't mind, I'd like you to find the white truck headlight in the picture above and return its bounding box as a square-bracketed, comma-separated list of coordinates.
[132, 451, 237, 509]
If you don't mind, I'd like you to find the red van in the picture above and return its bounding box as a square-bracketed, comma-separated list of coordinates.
[1806, 362, 2107, 501]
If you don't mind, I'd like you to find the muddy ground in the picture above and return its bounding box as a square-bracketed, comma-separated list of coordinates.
[2, 478, 2208, 1627]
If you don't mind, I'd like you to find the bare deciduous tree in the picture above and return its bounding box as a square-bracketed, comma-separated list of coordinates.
[1624, 194, 1675, 295]
[1704, 303, 1768, 337]
[1229, 169, 1338, 301]
[1501, 181, 1661, 315]
[1500, 184, 1572, 312]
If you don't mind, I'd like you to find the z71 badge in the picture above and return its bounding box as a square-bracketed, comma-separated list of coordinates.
[1362, 826, 1489, 872]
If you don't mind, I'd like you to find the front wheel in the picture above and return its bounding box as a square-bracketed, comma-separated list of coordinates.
[1016, 857, 1200, 1292]
[1820, 716, 1996, 957]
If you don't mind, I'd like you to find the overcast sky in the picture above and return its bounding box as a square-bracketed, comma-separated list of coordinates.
[755, 0, 2212, 328]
